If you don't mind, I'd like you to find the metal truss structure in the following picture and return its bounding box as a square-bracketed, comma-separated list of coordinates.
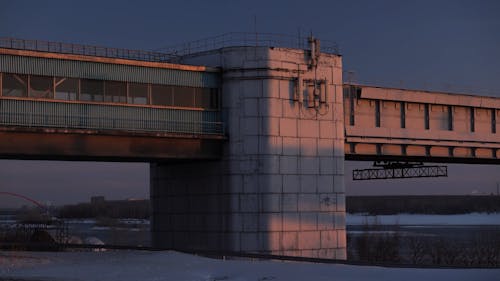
[352, 161, 448, 180]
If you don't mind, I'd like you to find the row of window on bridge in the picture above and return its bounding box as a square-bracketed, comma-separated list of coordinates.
[0, 73, 219, 110]
[344, 86, 498, 134]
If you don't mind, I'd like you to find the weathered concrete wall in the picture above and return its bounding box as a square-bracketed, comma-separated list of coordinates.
[344, 85, 500, 162]
[152, 46, 346, 259]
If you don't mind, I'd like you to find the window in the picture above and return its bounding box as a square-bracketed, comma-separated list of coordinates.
[349, 87, 356, 126]
[400, 101, 406, 128]
[173, 86, 194, 107]
[447, 105, 453, 131]
[128, 83, 148, 105]
[424, 104, 430, 130]
[2, 73, 28, 97]
[104, 81, 126, 103]
[210, 88, 219, 109]
[195, 88, 219, 109]
[0, 72, 220, 110]
[375, 100, 381, 127]
[55, 77, 78, 100]
[151, 84, 173, 106]
[29, 75, 53, 99]
[470, 107, 475, 132]
[80, 79, 104, 102]
[195, 88, 207, 108]
[492, 109, 496, 134]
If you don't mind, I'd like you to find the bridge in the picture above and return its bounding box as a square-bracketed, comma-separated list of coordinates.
[0, 35, 498, 260]
[344, 84, 500, 164]
[0, 39, 223, 161]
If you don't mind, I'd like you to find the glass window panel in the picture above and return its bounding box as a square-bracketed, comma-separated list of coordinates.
[194, 87, 211, 108]
[151, 84, 173, 106]
[194, 88, 202, 107]
[80, 79, 104, 102]
[210, 88, 219, 109]
[29, 75, 53, 99]
[104, 81, 126, 103]
[55, 77, 78, 100]
[194, 88, 218, 109]
[172, 86, 194, 107]
[2, 73, 28, 97]
[128, 83, 148, 105]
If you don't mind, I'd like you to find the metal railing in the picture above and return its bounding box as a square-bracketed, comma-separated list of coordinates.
[0, 34, 340, 63]
[0, 99, 224, 135]
[156, 32, 341, 56]
[0, 112, 224, 135]
[0, 37, 177, 62]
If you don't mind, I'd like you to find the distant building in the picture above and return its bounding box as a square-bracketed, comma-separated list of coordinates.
[90, 196, 105, 205]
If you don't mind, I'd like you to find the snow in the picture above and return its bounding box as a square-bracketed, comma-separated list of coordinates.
[1, 250, 498, 281]
[347, 213, 500, 226]
[83, 237, 105, 246]
[63, 219, 97, 224]
[64, 218, 150, 225]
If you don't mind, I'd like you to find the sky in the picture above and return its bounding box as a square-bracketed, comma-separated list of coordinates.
[0, 0, 499, 207]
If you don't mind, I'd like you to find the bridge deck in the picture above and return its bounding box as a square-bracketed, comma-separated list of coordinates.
[0, 43, 224, 161]
[344, 85, 500, 164]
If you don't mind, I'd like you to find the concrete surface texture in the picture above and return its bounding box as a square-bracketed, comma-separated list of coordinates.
[151, 46, 346, 259]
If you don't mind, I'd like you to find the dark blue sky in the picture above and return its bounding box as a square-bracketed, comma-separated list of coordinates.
[2, 0, 499, 94]
[0, 0, 499, 207]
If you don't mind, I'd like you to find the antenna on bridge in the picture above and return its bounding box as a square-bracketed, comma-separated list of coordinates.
[308, 33, 320, 68]
[346, 71, 356, 85]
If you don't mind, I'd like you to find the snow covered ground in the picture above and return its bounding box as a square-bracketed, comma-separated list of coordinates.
[1, 250, 499, 281]
[347, 213, 500, 226]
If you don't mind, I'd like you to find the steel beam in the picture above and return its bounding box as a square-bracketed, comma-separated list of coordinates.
[353, 165, 447, 180]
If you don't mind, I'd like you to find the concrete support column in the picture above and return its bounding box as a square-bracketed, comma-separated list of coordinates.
[151, 46, 346, 259]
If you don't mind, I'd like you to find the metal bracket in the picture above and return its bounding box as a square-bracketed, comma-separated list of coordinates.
[352, 161, 448, 180]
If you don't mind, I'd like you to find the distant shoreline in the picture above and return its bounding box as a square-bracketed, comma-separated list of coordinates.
[347, 195, 500, 215]
[346, 212, 500, 226]
[3, 195, 500, 218]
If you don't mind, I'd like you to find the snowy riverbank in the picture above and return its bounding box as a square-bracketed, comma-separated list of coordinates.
[1, 250, 499, 281]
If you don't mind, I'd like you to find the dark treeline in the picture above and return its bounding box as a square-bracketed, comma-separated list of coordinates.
[56, 195, 500, 218]
[57, 200, 150, 219]
[347, 195, 500, 215]
[348, 231, 500, 267]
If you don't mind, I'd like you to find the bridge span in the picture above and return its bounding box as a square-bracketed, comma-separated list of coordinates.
[0, 43, 223, 161]
[344, 84, 500, 164]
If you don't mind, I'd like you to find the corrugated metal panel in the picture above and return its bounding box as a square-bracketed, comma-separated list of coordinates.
[0, 55, 220, 88]
[0, 99, 223, 135]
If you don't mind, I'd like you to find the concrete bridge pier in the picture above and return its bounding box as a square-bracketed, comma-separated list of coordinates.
[151, 46, 346, 259]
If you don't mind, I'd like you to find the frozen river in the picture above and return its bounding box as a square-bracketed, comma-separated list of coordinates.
[65, 213, 500, 248]
[2, 213, 500, 255]
[346, 213, 500, 264]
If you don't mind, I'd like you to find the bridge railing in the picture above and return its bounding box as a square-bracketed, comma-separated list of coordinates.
[0, 98, 224, 135]
[156, 32, 341, 56]
[0, 37, 177, 62]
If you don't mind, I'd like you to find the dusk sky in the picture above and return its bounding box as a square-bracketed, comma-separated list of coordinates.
[0, 0, 499, 207]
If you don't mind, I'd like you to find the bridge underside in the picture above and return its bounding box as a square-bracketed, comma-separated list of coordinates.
[346, 152, 500, 165]
[0, 126, 223, 161]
